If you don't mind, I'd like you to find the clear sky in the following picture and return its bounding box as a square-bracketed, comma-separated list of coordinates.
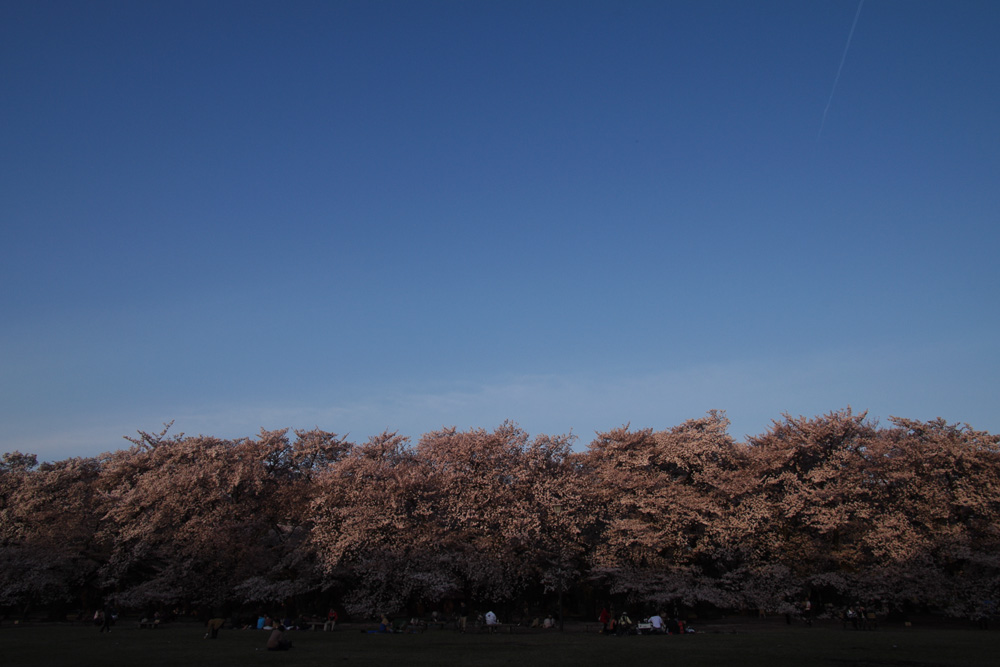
[3, 0, 998, 461]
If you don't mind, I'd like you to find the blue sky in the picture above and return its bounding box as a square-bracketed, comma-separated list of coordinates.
[3, 0, 998, 461]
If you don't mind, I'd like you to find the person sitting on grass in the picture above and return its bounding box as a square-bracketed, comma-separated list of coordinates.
[267, 625, 293, 651]
[616, 610, 633, 635]
[648, 613, 664, 634]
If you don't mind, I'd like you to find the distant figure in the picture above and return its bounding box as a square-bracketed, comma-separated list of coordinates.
[378, 614, 391, 633]
[206, 617, 225, 639]
[458, 602, 468, 633]
[976, 599, 995, 630]
[324, 608, 338, 631]
[266, 625, 292, 651]
[485, 610, 498, 633]
[802, 599, 814, 627]
[543, 614, 555, 629]
[599, 607, 611, 633]
[99, 606, 112, 633]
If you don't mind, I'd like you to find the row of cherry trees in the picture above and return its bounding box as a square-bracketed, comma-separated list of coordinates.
[2, 410, 998, 620]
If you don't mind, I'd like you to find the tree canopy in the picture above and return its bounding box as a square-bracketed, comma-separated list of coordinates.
[2, 409, 997, 621]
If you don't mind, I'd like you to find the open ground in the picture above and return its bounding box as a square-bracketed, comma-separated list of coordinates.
[3, 617, 998, 667]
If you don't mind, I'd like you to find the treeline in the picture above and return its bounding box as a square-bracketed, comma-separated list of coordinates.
[1, 409, 998, 621]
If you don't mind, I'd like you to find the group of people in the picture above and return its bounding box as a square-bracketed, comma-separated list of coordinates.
[475, 609, 561, 632]
[253, 613, 318, 631]
[528, 613, 558, 629]
[194, 614, 294, 649]
[380, 601, 565, 634]
[368, 613, 429, 633]
[375, 607, 557, 634]
[843, 605, 879, 631]
[598, 607, 689, 635]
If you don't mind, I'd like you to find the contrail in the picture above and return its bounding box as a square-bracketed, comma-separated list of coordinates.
[819, 0, 865, 139]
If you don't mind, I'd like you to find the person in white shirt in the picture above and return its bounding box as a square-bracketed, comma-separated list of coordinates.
[648, 613, 664, 633]
[484, 610, 499, 633]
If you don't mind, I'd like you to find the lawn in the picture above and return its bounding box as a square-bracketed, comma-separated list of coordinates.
[3, 619, 998, 667]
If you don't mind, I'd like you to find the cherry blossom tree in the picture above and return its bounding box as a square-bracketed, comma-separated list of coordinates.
[581, 412, 745, 609]
[0, 452, 105, 616]
[414, 422, 581, 608]
[739, 409, 1000, 617]
[97, 426, 348, 608]
[308, 423, 580, 617]
[737, 408, 883, 607]
[855, 417, 1000, 615]
[309, 431, 445, 616]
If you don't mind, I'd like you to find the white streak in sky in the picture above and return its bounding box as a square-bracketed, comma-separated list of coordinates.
[819, 0, 865, 139]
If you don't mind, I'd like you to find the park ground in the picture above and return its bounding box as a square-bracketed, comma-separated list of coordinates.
[3, 615, 999, 667]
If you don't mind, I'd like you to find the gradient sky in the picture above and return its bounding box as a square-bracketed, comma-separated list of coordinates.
[3, 0, 998, 461]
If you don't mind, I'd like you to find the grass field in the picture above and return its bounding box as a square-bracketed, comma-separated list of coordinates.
[3, 618, 998, 667]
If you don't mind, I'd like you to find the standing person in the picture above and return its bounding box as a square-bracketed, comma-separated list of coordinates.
[206, 617, 225, 639]
[598, 607, 610, 633]
[99, 606, 112, 633]
[846, 606, 858, 630]
[458, 602, 468, 633]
